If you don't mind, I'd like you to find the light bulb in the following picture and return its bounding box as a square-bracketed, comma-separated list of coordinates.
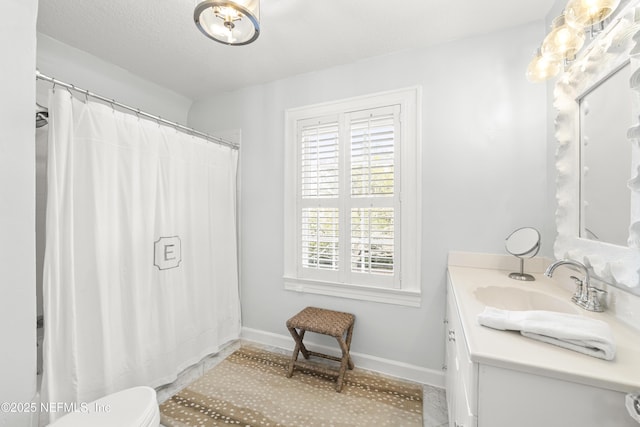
[565, 0, 621, 27]
[542, 15, 585, 60]
[526, 50, 562, 82]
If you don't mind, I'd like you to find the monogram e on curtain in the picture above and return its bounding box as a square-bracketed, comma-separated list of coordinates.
[41, 89, 240, 423]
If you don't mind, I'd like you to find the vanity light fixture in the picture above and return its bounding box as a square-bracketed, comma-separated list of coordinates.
[565, 0, 621, 28]
[526, 48, 562, 82]
[526, 0, 621, 82]
[194, 0, 260, 46]
[541, 14, 586, 61]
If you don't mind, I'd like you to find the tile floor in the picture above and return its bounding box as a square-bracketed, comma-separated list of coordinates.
[423, 384, 449, 427]
[156, 339, 449, 427]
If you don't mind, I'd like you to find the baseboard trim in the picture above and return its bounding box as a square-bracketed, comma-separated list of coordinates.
[241, 327, 445, 388]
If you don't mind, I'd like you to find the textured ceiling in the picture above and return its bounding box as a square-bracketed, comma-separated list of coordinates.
[37, 0, 555, 100]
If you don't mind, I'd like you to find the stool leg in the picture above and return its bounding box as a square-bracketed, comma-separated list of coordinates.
[344, 323, 355, 370]
[287, 327, 307, 377]
[335, 322, 355, 392]
[298, 329, 309, 359]
[335, 335, 351, 392]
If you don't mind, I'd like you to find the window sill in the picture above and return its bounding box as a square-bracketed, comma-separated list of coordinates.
[283, 276, 421, 307]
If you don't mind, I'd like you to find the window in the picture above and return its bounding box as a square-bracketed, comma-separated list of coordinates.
[284, 87, 421, 306]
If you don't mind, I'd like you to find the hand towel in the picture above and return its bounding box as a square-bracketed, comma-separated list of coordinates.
[477, 306, 616, 360]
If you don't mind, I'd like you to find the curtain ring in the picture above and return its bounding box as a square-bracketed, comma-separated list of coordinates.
[84, 90, 89, 104]
[135, 109, 141, 121]
[110, 99, 116, 113]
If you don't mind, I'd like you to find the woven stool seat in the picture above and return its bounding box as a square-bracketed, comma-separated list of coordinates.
[286, 306, 354, 337]
[286, 306, 355, 392]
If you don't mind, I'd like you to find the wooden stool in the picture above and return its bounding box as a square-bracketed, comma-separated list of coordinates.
[286, 306, 355, 392]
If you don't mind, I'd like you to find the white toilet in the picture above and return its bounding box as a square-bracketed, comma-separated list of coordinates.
[48, 386, 160, 427]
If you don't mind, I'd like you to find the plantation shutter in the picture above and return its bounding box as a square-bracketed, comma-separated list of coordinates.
[296, 105, 401, 288]
[350, 112, 395, 197]
[300, 121, 340, 198]
[298, 118, 340, 277]
[347, 105, 400, 286]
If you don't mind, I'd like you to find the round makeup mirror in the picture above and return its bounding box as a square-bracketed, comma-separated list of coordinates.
[505, 227, 540, 281]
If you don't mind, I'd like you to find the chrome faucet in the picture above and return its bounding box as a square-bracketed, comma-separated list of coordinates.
[544, 259, 605, 312]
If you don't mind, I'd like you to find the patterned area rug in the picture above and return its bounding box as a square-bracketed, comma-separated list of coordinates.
[160, 346, 423, 426]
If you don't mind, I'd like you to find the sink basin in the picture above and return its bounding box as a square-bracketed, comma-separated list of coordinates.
[474, 286, 579, 314]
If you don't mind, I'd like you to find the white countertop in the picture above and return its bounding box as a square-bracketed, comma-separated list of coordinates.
[448, 264, 640, 393]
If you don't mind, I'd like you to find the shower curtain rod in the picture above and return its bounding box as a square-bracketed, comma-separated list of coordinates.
[35, 70, 239, 150]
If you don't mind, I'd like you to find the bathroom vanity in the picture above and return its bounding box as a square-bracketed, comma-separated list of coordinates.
[445, 254, 640, 427]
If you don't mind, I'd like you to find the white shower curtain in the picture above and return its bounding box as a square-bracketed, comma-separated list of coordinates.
[41, 89, 240, 422]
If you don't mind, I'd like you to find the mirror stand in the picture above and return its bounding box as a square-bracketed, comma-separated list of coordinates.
[509, 258, 536, 281]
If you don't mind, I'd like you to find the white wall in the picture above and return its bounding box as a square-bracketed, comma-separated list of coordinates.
[36, 33, 192, 124]
[189, 21, 551, 379]
[0, 1, 38, 426]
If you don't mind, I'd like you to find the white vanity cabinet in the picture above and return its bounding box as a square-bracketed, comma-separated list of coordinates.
[445, 283, 477, 427]
[445, 271, 639, 427]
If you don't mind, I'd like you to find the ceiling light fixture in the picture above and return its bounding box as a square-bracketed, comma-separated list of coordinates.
[194, 0, 260, 46]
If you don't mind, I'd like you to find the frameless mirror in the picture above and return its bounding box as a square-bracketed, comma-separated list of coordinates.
[554, 0, 640, 292]
[505, 227, 540, 281]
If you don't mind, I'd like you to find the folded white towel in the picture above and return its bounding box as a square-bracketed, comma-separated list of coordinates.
[477, 306, 616, 360]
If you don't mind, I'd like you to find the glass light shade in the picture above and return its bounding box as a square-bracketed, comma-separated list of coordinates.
[526, 49, 562, 82]
[565, 0, 621, 27]
[541, 15, 586, 60]
[194, 0, 260, 45]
